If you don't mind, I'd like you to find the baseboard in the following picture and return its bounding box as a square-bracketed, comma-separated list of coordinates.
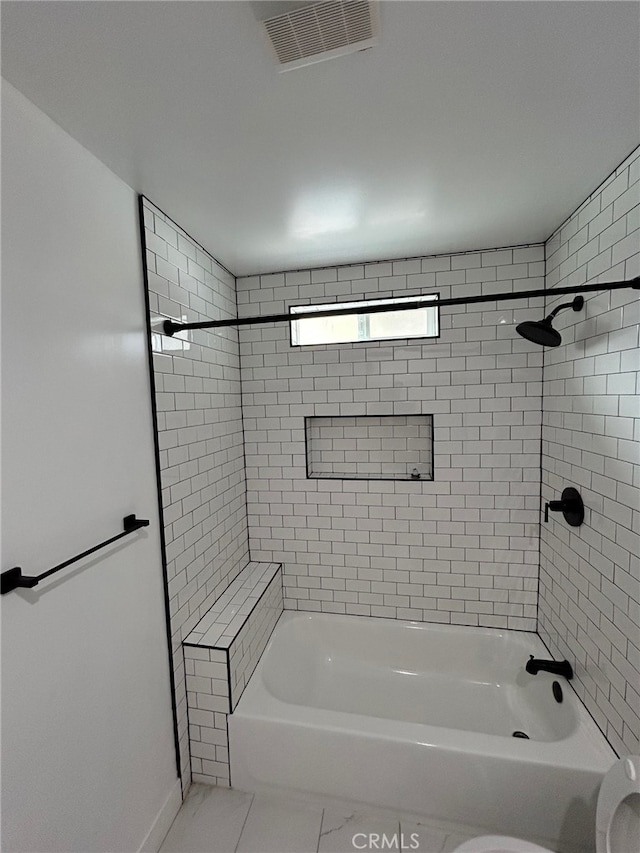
[138, 777, 183, 853]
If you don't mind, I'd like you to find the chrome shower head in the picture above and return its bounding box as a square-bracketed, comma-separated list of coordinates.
[516, 296, 584, 347]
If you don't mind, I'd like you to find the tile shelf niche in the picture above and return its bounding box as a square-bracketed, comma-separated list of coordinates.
[305, 414, 434, 482]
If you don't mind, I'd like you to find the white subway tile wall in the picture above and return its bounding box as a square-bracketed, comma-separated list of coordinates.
[228, 569, 283, 709]
[237, 247, 546, 630]
[142, 198, 250, 788]
[183, 645, 231, 786]
[539, 146, 640, 756]
[184, 564, 283, 785]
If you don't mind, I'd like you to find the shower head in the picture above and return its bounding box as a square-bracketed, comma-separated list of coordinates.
[516, 318, 562, 347]
[516, 295, 584, 347]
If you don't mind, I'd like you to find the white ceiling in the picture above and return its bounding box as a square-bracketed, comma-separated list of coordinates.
[2, 1, 639, 276]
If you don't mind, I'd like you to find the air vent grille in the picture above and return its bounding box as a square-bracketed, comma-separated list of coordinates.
[264, 1, 378, 70]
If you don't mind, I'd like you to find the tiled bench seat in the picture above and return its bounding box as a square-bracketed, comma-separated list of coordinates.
[183, 561, 282, 786]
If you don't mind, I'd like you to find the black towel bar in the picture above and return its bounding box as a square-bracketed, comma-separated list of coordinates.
[1, 515, 149, 595]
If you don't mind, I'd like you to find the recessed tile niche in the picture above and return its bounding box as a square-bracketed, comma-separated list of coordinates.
[305, 415, 434, 482]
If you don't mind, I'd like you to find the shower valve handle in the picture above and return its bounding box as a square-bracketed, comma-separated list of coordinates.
[543, 487, 584, 527]
[544, 500, 564, 523]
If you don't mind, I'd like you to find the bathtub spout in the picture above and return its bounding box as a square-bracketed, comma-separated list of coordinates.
[525, 656, 573, 680]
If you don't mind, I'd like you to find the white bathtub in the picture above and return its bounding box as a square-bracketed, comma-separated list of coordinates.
[229, 612, 616, 849]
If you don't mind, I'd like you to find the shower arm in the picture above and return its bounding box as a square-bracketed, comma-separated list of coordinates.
[162, 277, 639, 336]
[539, 294, 586, 325]
[545, 300, 580, 321]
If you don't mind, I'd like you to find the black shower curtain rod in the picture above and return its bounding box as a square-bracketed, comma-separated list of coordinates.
[162, 276, 640, 336]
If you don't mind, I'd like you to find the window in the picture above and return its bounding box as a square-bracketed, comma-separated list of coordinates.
[290, 293, 439, 346]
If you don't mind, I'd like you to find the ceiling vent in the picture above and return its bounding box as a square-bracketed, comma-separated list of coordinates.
[261, 1, 379, 71]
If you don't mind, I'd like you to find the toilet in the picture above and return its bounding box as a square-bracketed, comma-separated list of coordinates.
[454, 756, 640, 853]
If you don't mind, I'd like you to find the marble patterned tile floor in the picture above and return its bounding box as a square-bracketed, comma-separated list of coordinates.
[159, 784, 492, 853]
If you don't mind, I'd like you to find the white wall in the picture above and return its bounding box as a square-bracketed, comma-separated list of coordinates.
[238, 248, 545, 630]
[539, 146, 640, 756]
[1, 82, 178, 852]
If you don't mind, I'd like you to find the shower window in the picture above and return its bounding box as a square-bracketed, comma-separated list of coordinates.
[290, 293, 439, 346]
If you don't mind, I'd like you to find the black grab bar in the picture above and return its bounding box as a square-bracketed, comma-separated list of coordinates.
[1, 515, 149, 595]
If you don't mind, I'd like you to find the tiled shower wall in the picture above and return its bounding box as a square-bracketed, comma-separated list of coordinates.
[237, 248, 546, 630]
[539, 147, 640, 756]
[141, 198, 249, 786]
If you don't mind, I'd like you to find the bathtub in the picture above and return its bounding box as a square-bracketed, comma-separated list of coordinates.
[228, 612, 616, 850]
